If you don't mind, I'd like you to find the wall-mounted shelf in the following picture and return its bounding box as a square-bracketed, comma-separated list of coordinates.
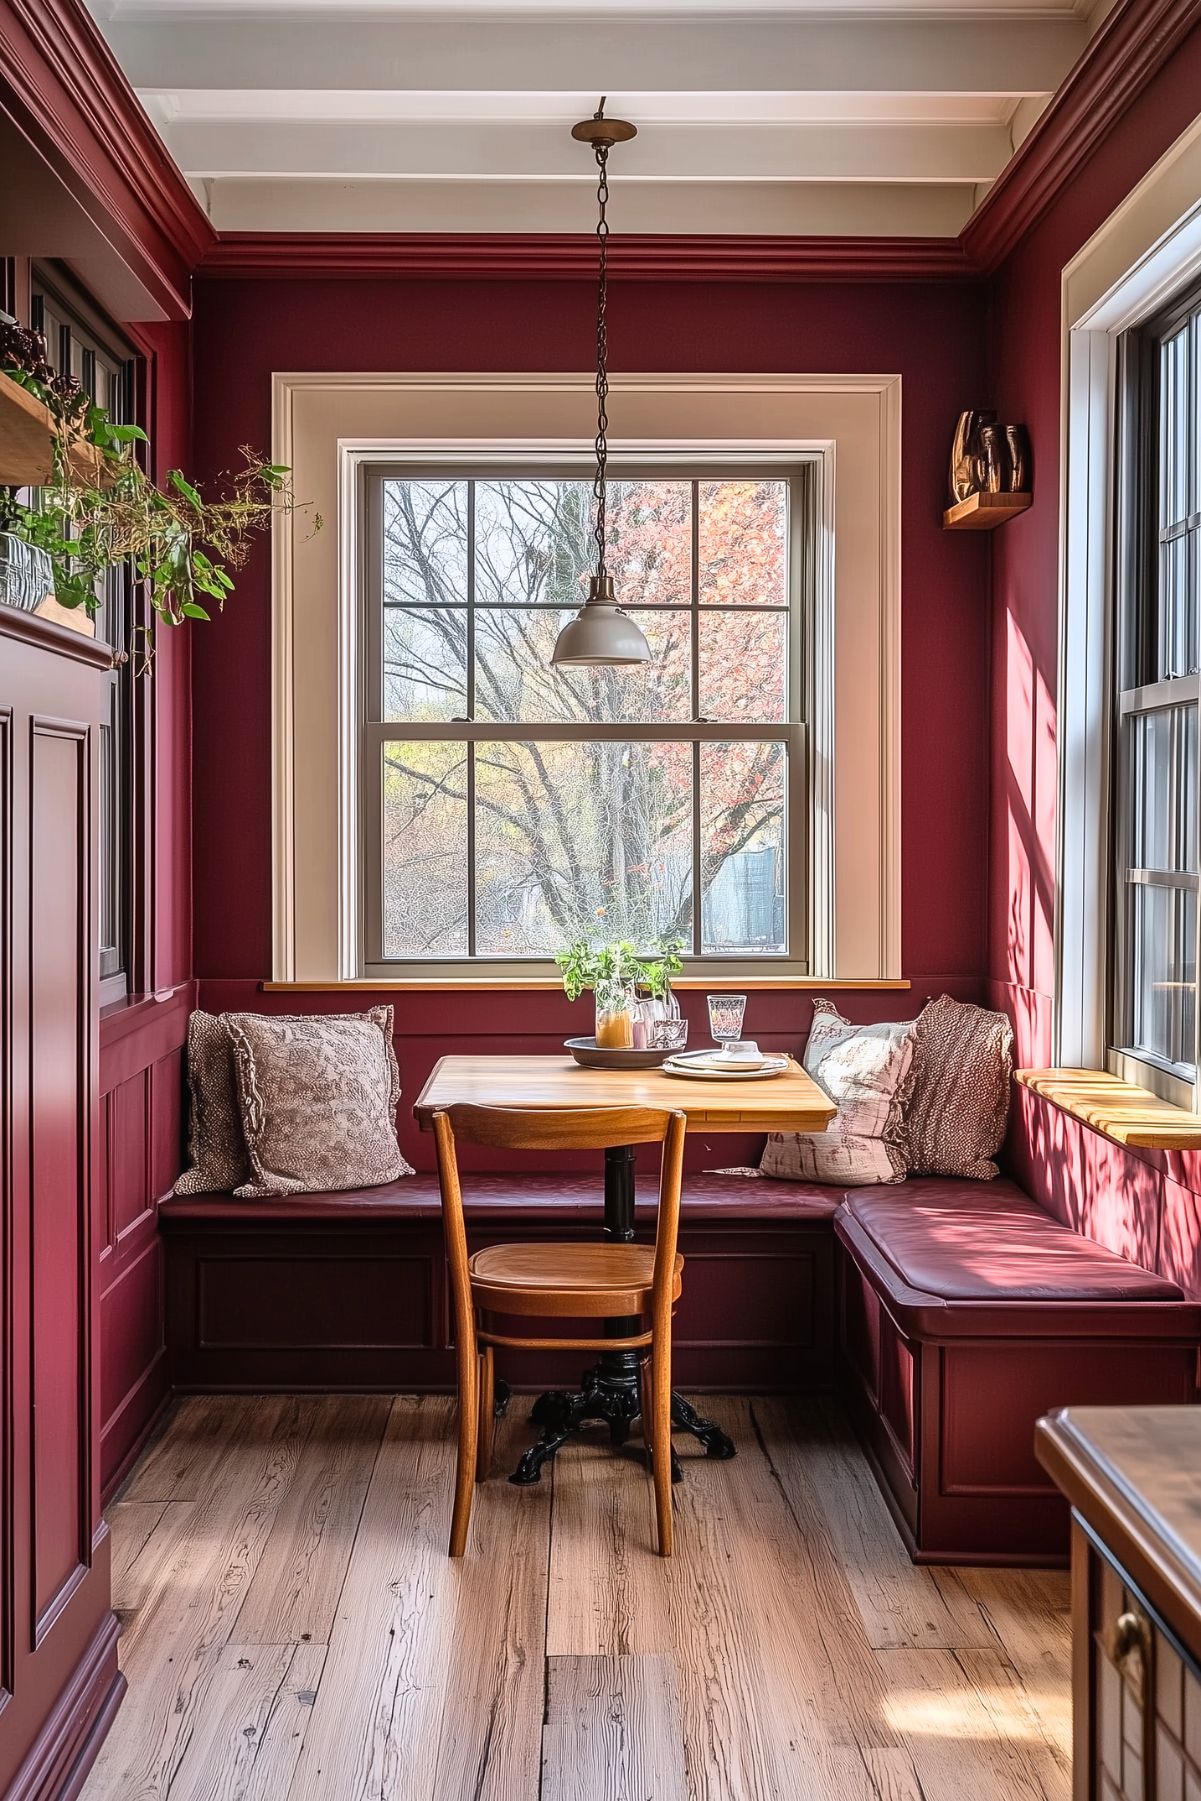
[943, 490, 1032, 530]
[0, 370, 110, 488]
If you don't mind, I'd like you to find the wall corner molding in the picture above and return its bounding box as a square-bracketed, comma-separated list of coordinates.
[0, 0, 215, 320]
[199, 232, 980, 285]
[964, 0, 1201, 273]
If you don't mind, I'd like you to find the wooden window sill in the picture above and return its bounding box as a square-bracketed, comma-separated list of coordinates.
[262, 978, 913, 995]
[1015, 1068, 1201, 1150]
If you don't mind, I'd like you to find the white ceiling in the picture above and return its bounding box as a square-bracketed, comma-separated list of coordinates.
[88, 0, 1114, 237]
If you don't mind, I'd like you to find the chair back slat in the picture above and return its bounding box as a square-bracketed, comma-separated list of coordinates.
[441, 1103, 675, 1153]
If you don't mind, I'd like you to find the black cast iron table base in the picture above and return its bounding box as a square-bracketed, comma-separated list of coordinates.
[504, 1143, 738, 1487]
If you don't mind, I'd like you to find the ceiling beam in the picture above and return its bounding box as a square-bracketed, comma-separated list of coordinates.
[162, 118, 1014, 185]
[198, 176, 977, 237]
[100, 14, 1086, 96]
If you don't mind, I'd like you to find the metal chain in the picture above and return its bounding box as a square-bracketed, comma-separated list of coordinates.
[593, 139, 610, 585]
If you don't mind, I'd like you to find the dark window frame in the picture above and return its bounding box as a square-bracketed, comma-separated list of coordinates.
[29, 266, 137, 1000]
[359, 459, 813, 980]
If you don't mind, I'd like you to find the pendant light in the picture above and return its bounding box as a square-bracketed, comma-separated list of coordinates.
[551, 100, 651, 668]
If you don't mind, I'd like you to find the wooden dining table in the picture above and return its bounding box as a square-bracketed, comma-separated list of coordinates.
[413, 1052, 836, 1484]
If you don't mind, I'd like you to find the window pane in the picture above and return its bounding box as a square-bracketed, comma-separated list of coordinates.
[474, 739, 692, 953]
[1130, 881, 1196, 1069]
[1156, 534, 1195, 680]
[700, 741, 786, 954]
[383, 607, 467, 720]
[699, 480, 787, 606]
[475, 607, 691, 725]
[1132, 704, 1198, 872]
[699, 611, 787, 722]
[1160, 326, 1191, 531]
[476, 478, 691, 609]
[381, 742, 468, 956]
[382, 479, 468, 607]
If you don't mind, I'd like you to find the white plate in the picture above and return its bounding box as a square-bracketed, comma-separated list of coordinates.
[660, 1055, 790, 1082]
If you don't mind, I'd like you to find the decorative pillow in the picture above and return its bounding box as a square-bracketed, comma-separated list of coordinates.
[905, 994, 1014, 1180]
[224, 1006, 414, 1198]
[174, 1010, 253, 1196]
[760, 1000, 915, 1186]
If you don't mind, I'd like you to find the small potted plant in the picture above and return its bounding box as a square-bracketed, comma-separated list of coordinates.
[0, 313, 316, 652]
[555, 940, 645, 1048]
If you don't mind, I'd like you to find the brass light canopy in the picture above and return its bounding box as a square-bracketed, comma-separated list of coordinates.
[551, 100, 650, 669]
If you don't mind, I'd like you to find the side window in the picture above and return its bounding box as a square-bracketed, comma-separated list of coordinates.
[30, 272, 134, 993]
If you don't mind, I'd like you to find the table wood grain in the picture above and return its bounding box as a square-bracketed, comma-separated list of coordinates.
[413, 1053, 836, 1135]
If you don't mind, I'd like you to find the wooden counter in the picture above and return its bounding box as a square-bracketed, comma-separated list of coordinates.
[1037, 1407, 1201, 1801]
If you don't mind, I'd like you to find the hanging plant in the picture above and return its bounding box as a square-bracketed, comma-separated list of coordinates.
[0, 316, 318, 653]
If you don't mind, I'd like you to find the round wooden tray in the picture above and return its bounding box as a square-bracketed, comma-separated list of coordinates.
[564, 1037, 670, 1070]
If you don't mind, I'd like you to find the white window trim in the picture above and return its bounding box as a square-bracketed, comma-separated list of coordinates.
[271, 372, 902, 984]
[1057, 114, 1201, 1074]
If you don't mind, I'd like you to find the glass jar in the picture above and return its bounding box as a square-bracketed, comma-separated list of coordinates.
[594, 986, 637, 1049]
[0, 534, 54, 614]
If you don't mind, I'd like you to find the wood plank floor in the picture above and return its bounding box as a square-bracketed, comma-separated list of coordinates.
[82, 1394, 1072, 1801]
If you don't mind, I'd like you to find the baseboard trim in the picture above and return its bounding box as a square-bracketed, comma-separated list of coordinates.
[6, 1612, 125, 1801]
[101, 1370, 173, 1504]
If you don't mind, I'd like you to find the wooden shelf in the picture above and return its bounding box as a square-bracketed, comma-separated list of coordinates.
[943, 490, 1032, 530]
[1015, 1066, 1201, 1150]
[0, 369, 110, 488]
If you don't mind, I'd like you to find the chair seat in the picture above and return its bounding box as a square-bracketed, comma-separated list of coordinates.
[469, 1241, 684, 1316]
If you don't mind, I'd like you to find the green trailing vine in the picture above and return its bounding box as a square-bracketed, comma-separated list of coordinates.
[0, 315, 318, 652]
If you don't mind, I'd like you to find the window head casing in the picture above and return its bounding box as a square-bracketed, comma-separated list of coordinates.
[359, 458, 812, 979]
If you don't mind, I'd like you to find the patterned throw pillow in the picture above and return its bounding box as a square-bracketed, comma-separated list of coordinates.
[174, 1010, 253, 1196]
[224, 1006, 414, 1198]
[760, 999, 915, 1186]
[904, 994, 1014, 1179]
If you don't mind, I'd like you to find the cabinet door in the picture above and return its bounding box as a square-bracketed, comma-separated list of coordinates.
[0, 611, 119, 1799]
[1087, 1542, 1201, 1801]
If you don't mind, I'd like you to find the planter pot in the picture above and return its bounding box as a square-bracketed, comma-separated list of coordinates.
[0, 533, 54, 613]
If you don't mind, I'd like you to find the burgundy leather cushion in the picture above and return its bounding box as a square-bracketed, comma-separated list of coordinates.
[160, 1169, 840, 1226]
[841, 1179, 1181, 1301]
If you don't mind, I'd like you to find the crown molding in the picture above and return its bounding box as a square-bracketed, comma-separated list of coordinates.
[963, 0, 1201, 272]
[198, 231, 980, 283]
[0, 0, 215, 320]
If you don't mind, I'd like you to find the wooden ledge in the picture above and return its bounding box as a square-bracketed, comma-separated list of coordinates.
[1015, 1068, 1201, 1150]
[262, 978, 912, 994]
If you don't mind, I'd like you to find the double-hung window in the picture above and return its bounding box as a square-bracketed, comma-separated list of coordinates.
[361, 465, 810, 977]
[1112, 285, 1201, 1103]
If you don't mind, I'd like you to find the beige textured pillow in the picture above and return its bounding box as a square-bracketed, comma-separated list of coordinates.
[760, 1000, 914, 1186]
[174, 1010, 252, 1195]
[224, 1006, 413, 1198]
[905, 994, 1014, 1179]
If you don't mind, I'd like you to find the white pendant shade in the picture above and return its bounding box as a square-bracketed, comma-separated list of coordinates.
[551, 575, 651, 667]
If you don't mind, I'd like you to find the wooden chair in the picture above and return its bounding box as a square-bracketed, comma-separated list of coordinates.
[431, 1103, 687, 1559]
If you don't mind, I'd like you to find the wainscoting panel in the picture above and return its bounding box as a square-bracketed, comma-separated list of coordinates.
[98, 983, 193, 1497]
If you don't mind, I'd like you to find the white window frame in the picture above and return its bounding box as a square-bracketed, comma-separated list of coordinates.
[270, 372, 902, 986]
[1057, 112, 1201, 1103]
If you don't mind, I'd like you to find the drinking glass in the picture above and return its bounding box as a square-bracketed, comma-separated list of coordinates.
[650, 1016, 689, 1053]
[707, 993, 747, 1053]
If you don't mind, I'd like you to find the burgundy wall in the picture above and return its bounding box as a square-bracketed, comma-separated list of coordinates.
[189, 274, 992, 1134]
[987, 22, 1201, 1295]
[96, 317, 194, 1494]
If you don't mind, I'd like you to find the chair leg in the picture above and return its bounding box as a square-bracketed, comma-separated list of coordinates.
[449, 1336, 479, 1558]
[638, 1357, 652, 1472]
[476, 1346, 495, 1482]
[649, 1344, 674, 1558]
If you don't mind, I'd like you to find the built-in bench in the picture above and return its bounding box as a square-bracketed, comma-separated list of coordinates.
[161, 1165, 1201, 1566]
[160, 1171, 840, 1395]
[835, 1178, 1201, 1565]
